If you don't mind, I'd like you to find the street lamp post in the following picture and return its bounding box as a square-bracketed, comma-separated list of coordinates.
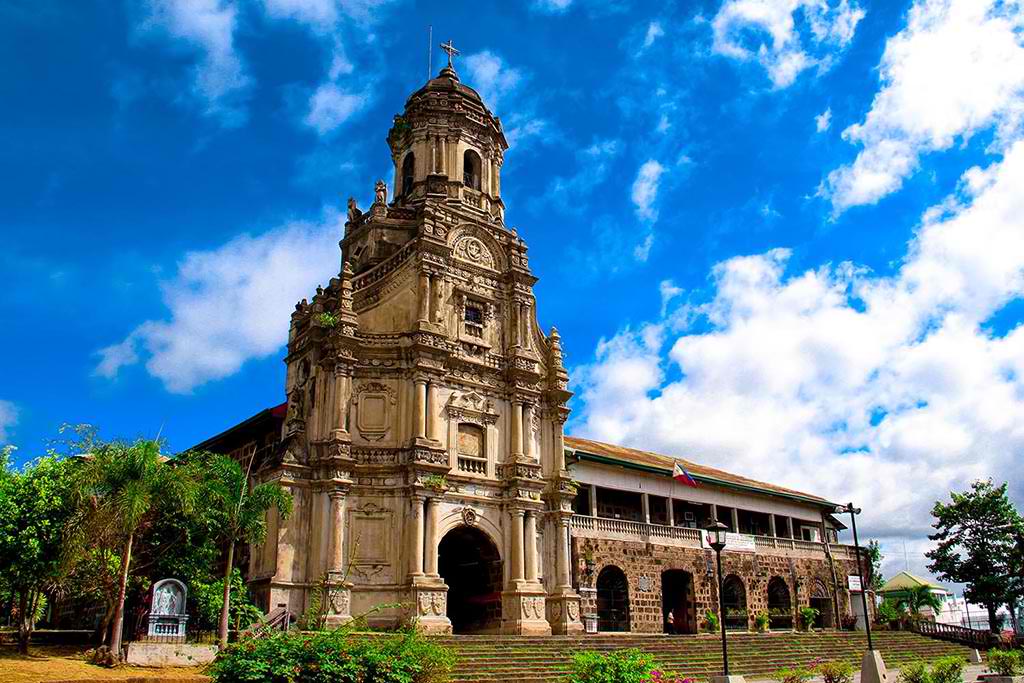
[837, 503, 873, 651]
[835, 503, 887, 683]
[706, 521, 731, 677]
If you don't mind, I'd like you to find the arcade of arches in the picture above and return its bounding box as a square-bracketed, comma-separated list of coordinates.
[573, 536, 860, 634]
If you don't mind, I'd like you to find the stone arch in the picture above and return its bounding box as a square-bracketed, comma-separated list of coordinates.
[722, 574, 748, 631]
[662, 569, 697, 634]
[448, 224, 506, 272]
[596, 565, 630, 632]
[401, 151, 415, 196]
[767, 576, 793, 630]
[437, 524, 503, 633]
[436, 507, 504, 559]
[809, 578, 833, 629]
[463, 149, 481, 190]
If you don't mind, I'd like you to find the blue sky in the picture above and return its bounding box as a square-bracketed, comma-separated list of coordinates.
[2, 0, 1024, 582]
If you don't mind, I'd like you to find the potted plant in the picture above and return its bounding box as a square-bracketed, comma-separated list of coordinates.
[755, 611, 770, 633]
[799, 606, 820, 631]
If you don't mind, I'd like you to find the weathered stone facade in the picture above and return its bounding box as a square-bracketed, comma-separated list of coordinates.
[573, 536, 865, 633]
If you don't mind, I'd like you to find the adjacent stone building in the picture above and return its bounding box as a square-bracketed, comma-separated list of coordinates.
[195, 50, 870, 637]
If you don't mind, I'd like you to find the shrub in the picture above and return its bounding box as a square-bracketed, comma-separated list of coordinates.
[316, 312, 339, 328]
[568, 649, 655, 683]
[772, 667, 815, 683]
[799, 606, 819, 631]
[878, 599, 904, 625]
[819, 660, 855, 683]
[930, 656, 965, 683]
[208, 628, 456, 683]
[702, 609, 720, 633]
[898, 661, 932, 683]
[755, 611, 770, 633]
[647, 671, 696, 683]
[987, 649, 1024, 676]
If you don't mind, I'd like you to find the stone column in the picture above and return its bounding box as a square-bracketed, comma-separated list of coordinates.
[710, 503, 718, 526]
[769, 514, 778, 537]
[334, 369, 351, 436]
[511, 400, 524, 457]
[642, 493, 650, 524]
[589, 485, 598, 517]
[556, 517, 571, 588]
[425, 497, 440, 577]
[553, 421, 566, 472]
[667, 498, 675, 527]
[786, 516, 795, 539]
[731, 508, 740, 534]
[410, 497, 425, 578]
[328, 491, 347, 575]
[417, 272, 430, 322]
[414, 379, 427, 440]
[522, 403, 533, 459]
[425, 381, 436, 441]
[524, 511, 538, 583]
[510, 509, 525, 583]
[522, 302, 532, 350]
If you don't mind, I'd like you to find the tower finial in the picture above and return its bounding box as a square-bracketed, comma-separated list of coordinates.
[440, 39, 460, 70]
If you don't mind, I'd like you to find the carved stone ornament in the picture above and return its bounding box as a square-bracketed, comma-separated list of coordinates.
[461, 507, 478, 526]
[451, 231, 502, 271]
[567, 600, 580, 622]
[356, 382, 396, 442]
[418, 591, 446, 616]
[446, 391, 499, 426]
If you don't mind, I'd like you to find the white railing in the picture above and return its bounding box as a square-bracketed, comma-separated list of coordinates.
[570, 514, 859, 560]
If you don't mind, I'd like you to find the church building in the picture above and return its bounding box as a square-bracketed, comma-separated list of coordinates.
[194, 47, 869, 636]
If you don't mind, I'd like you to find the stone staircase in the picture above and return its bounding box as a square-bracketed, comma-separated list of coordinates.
[434, 630, 977, 682]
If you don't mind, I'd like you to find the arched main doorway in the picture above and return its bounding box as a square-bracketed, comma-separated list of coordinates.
[723, 575, 748, 631]
[596, 566, 630, 632]
[437, 526, 502, 634]
[662, 570, 697, 634]
[810, 579, 834, 629]
[767, 577, 793, 630]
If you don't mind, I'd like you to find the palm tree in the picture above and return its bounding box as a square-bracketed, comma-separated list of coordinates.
[72, 439, 198, 659]
[203, 452, 291, 649]
[899, 584, 946, 618]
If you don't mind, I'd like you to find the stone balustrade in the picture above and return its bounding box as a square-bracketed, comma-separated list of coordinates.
[570, 514, 859, 560]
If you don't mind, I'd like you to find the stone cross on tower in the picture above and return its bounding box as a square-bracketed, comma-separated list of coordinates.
[440, 40, 460, 69]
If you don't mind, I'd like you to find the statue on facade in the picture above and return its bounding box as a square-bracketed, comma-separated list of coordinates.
[374, 179, 387, 206]
[147, 579, 189, 638]
[347, 197, 362, 223]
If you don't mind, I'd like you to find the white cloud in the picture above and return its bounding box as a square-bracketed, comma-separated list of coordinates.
[659, 279, 683, 316]
[0, 401, 17, 444]
[631, 159, 665, 222]
[304, 83, 367, 134]
[544, 140, 621, 212]
[823, 0, 1024, 214]
[96, 212, 344, 393]
[140, 0, 251, 126]
[573, 141, 1024, 546]
[464, 51, 524, 112]
[643, 22, 665, 49]
[633, 234, 655, 262]
[532, 0, 574, 13]
[712, 0, 865, 88]
[815, 107, 832, 132]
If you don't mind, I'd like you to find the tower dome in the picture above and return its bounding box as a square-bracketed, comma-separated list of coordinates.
[388, 43, 507, 220]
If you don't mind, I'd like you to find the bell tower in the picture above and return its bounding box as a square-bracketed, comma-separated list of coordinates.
[269, 43, 582, 636]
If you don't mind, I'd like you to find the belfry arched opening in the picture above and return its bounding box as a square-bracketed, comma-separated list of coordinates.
[437, 525, 503, 634]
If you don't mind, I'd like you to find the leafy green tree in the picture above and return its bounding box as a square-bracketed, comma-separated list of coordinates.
[71, 439, 200, 658]
[0, 446, 76, 653]
[926, 479, 1023, 633]
[197, 452, 291, 648]
[866, 540, 884, 591]
[897, 585, 945, 617]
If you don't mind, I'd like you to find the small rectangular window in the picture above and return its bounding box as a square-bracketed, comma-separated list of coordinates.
[465, 305, 483, 325]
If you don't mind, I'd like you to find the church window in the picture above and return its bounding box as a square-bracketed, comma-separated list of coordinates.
[463, 150, 481, 190]
[402, 152, 415, 196]
[456, 423, 486, 475]
[464, 303, 484, 337]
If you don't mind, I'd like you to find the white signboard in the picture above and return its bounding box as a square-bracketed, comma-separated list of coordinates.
[702, 531, 757, 553]
[848, 575, 862, 592]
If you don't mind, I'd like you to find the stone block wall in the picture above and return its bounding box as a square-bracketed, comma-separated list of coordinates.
[572, 536, 864, 634]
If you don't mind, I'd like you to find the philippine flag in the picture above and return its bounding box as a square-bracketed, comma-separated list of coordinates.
[672, 461, 699, 488]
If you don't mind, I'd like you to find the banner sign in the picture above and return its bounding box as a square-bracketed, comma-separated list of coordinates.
[702, 531, 756, 553]
[848, 575, 862, 591]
